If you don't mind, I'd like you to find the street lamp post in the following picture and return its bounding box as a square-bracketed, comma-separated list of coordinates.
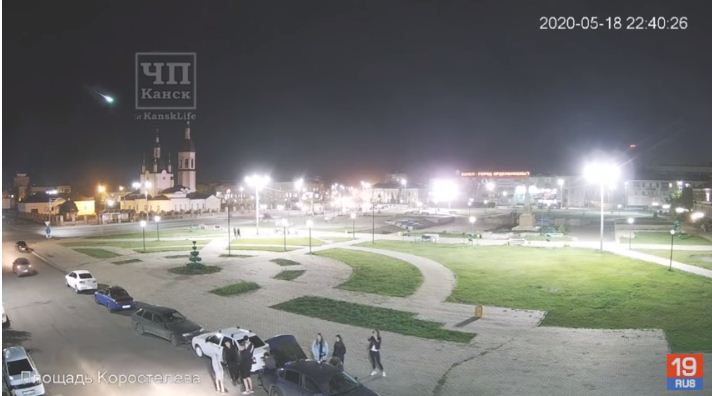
[154, 215, 161, 241]
[557, 178, 565, 209]
[350, 213, 356, 240]
[584, 162, 621, 252]
[245, 174, 270, 236]
[669, 229, 676, 271]
[627, 217, 634, 250]
[469, 216, 477, 247]
[140, 220, 147, 253]
[371, 201, 375, 244]
[306, 219, 314, 254]
[281, 218, 289, 252]
[226, 189, 232, 257]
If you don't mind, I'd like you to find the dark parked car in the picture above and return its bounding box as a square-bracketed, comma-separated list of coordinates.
[15, 241, 31, 253]
[262, 335, 380, 396]
[94, 286, 134, 312]
[131, 305, 203, 346]
[12, 258, 36, 276]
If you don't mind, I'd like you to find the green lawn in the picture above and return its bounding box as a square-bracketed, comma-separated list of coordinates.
[231, 237, 326, 247]
[316, 248, 423, 297]
[72, 248, 121, 259]
[365, 241, 712, 352]
[271, 258, 301, 266]
[211, 281, 260, 296]
[621, 232, 712, 245]
[88, 227, 222, 239]
[272, 296, 474, 343]
[638, 250, 712, 271]
[274, 270, 306, 281]
[228, 246, 298, 252]
[168, 265, 222, 275]
[112, 258, 142, 265]
[63, 240, 207, 253]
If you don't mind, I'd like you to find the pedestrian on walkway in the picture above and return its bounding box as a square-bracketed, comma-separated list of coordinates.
[237, 228, 241, 238]
[368, 329, 385, 377]
[332, 334, 346, 365]
[311, 333, 329, 362]
[222, 339, 240, 386]
[211, 345, 227, 393]
[233, 227, 237, 238]
[238, 336, 254, 394]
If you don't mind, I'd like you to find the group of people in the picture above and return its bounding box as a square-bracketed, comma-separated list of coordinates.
[311, 329, 386, 377]
[210, 335, 255, 394]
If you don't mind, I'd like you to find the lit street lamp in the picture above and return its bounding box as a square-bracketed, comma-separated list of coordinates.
[226, 189, 233, 257]
[627, 217, 634, 250]
[669, 229, 676, 271]
[557, 178, 565, 208]
[140, 220, 147, 253]
[469, 216, 477, 247]
[306, 219, 314, 254]
[245, 174, 270, 235]
[154, 215, 161, 241]
[584, 162, 621, 252]
[350, 212, 356, 240]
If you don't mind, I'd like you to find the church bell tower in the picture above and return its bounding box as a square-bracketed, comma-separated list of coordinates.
[177, 122, 196, 191]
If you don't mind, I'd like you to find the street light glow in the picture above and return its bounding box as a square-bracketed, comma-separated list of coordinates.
[691, 211, 705, 221]
[97, 184, 106, 193]
[245, 174, 270, 190]
[431, 178, 458, 205]
[306, 219, 314, 228]
[583, 162, 620, 185]
[139, 220, 147, 228]
[627, 217, 634, 225]
[485, 182, 495, 191]
[154, 215, 161, 222]
[132, 181, 141, 189]
[469, 216, 477, 224]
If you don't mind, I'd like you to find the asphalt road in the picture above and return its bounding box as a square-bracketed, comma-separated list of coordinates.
[2, 231, 265, 396]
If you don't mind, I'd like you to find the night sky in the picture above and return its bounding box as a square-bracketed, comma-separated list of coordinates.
[3, 1, 712, 192]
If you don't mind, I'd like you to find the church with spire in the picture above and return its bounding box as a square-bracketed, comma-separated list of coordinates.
[138, 122, 196, 196]
[122, 122, 219, 216]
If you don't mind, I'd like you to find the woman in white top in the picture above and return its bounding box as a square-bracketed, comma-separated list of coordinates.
[211, 346, 227, 393]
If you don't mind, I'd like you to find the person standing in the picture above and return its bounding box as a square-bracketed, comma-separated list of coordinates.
[237, 228, 241, 238]
[368, 329, 385, 377]
[211, 345, 227, 393]
[222, 339, 240, 386]
[332, 334, 346, 365]
[311, 333, 329, 362]
[238, 336, 254, 395]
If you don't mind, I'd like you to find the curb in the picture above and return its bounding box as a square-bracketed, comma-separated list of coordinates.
[31, 249, 68, 275]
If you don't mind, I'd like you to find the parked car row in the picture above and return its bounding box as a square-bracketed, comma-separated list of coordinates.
[4, 242, 379, 396]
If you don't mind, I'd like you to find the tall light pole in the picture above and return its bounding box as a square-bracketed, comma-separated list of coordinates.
[627, 217, 634, 250]
[154, 215, 161, 241]
[226, 189, 232, 257]
[281, 218, 289, 252]
[133, 180, 152, 220]
[469, 216, 477, 247]
[245, 174, 270, 235]
[306, 219, 314, 254]
[140, 220, 147, 253]
[557, 178, 565, 209]
[669, 229, 676, 271]
[350, 212, 356, 240]
[584, 162, 621, 252]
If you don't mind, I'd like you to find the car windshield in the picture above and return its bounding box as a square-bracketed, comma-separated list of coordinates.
[6, 359, 33, 376]
[78, 273, 94, 279]
[110, 288, 129, 298]
[164, 311, 186, 322]
[249, 336, 265, 348]
[14, 259, 29, 265]
[328, 372, 361, 395]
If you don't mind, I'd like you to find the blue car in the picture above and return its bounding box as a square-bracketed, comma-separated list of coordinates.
[94, 286, 134, 312]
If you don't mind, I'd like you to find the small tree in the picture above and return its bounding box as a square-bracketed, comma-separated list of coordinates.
[186, 241, 205, 271]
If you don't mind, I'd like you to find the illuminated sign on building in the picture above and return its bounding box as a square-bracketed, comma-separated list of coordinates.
[460, 171, 530, 178]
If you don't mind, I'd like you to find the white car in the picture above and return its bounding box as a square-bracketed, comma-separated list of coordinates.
[65, 270, 98, 293]
[3, 346, 45, 396]
[191, 327, 269, 372]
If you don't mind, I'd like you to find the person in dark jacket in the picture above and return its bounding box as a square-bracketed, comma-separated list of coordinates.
[368, 329, 385, 377]
[332, 334, 346, 365]
[238, 336, 254, 394]
[222, 339, 240, 386]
